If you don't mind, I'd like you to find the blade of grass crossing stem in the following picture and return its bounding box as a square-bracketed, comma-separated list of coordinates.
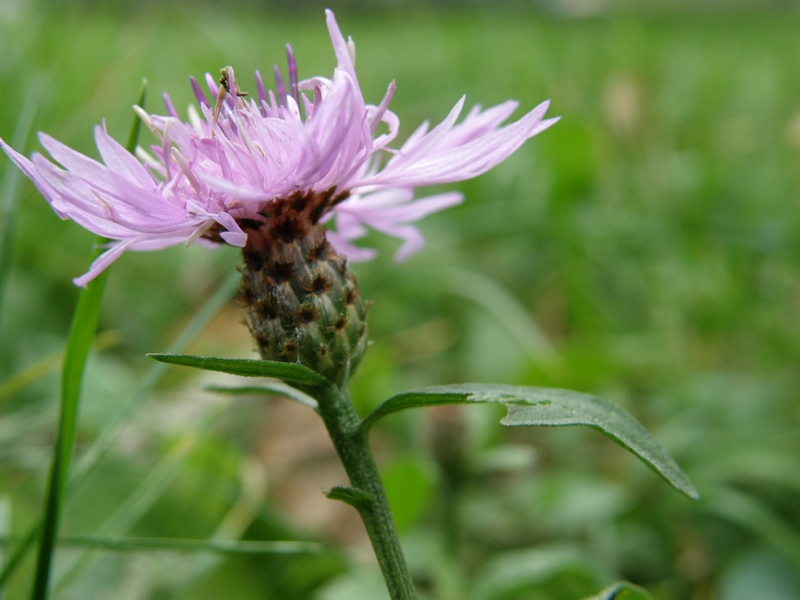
[29, 81, 146, 600]
[0, 78, 45, 338]
[0, 270, 239, 590]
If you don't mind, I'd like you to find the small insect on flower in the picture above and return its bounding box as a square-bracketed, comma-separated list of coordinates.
[213, 66, 250, 122]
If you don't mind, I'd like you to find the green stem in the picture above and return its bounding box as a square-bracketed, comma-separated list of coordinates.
[316, 386, 417, 600]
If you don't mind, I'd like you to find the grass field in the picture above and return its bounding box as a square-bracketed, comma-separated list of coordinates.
[1, 2, 799, 599]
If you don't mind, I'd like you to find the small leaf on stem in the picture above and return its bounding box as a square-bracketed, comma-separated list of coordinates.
[148, 354, 332, 388]
[323, 485, 371, 509]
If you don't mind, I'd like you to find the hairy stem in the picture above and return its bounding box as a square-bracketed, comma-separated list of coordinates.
[316, 386, 417, 600]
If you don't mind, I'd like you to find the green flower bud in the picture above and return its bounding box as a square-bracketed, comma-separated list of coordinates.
[237, 192, 369, 387]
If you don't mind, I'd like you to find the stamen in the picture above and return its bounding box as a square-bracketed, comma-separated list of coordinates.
[205, 72, 220, 100]
[371, 80, 396, 134]
[254, 69, 268, 117]
[132, 105, 162, 144]
[273, 65, 287, 107]
[162, 92, 179, 118]
[134, 146, 157, 165]
[170, 147, 202, 194]
[347, 36, 356, 65]
[286, 44, 299, 106]
[186, 104, 204, 133]
[267, 89, 279, 116]
[186, 219, 215, 246]
[161, 119, 174, 180]
[189, 76, 210, 107]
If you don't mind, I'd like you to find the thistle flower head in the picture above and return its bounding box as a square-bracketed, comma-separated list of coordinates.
[1, 11, 558, 287]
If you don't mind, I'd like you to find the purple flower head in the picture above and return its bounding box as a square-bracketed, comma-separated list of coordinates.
[1, 10, 558, 287]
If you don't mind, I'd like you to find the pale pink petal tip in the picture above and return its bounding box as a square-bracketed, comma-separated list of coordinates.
[72, 240, 132, 287]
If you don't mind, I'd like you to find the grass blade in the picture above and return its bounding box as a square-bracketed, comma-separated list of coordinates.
[0, 78, 45, 334]
[0, 497, 9, 600]
[1, 535, 321, 556]
[29, 246, 109, 600]
[125, 79, 146, 152]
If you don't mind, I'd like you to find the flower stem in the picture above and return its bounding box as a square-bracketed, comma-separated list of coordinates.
[316, 386, 417, 600]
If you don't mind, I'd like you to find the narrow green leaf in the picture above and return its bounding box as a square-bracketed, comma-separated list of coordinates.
[0, 534, 320, 556]
[205, 382, 318, 411]
[358, 384, 699, 500]
[125, 79, 147, 151]
[323, 486, 371, 509]
[584, 581, 655, 600]
[149, 353, 331, 388]
[30, 245, 109, 600]
[0, 496, 9, 599]
[0, 77, 45, 331]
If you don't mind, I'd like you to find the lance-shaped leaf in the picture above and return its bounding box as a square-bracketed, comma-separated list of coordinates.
[148, 354, 332, 388]
[358, 384, 699, 500]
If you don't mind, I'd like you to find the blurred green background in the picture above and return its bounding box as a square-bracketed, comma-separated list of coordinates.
[1, 1, 799, 599]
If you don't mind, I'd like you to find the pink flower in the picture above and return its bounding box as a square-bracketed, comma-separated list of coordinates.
[1, 10, 558, 287]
